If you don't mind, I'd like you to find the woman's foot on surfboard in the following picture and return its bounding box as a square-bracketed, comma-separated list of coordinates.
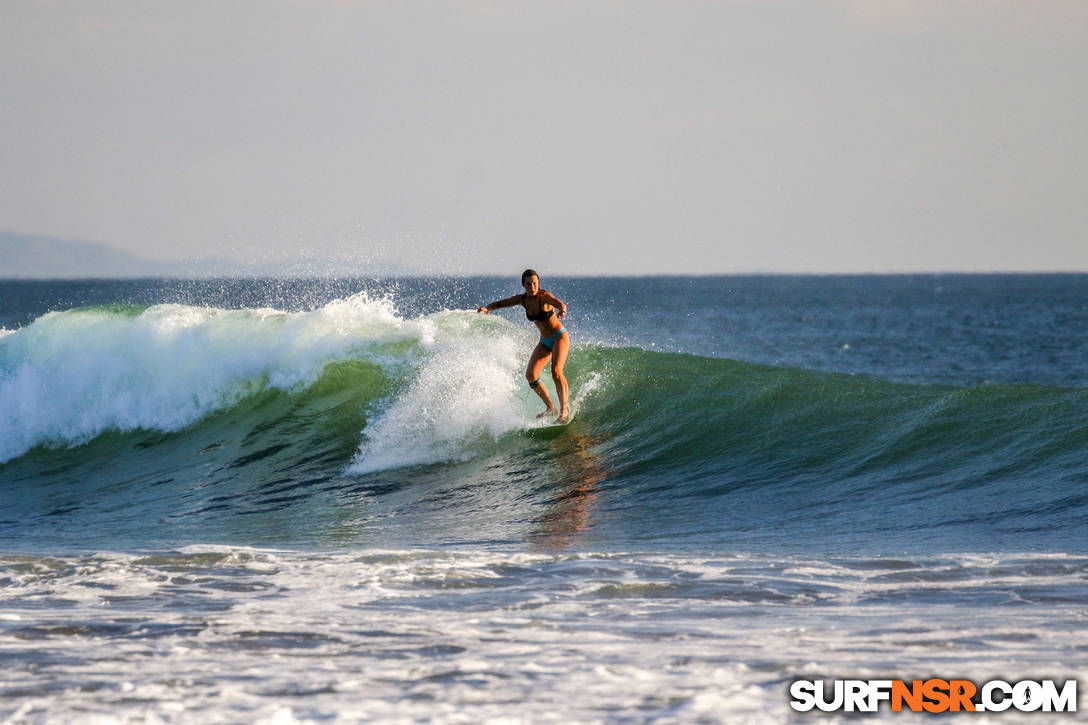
[554, 411, 569, 424]
[537, 407, 557, 419]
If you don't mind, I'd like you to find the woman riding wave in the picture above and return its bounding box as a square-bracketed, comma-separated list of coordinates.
[477, 269, 570, 423]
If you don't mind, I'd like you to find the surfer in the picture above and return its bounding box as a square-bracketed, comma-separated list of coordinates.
[477, 269, 570, 423]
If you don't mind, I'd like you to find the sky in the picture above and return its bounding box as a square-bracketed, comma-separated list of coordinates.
[2, 0, 1086, 275]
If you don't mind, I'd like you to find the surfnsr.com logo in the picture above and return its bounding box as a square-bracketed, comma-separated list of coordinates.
[789, 679, 1077, 714]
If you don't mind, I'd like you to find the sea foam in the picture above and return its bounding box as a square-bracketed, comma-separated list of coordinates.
[348, 312, 537, 473]
[0, 294, 433, 463]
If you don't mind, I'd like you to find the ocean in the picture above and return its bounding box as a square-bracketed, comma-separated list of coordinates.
[1, 275, 1085, 723]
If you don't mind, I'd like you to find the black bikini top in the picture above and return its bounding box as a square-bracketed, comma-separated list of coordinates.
[525, 291, 556, 322]
[526, 307, 555, 322]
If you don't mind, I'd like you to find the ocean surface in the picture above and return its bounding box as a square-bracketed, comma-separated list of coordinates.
[1, 275, 1085, 723]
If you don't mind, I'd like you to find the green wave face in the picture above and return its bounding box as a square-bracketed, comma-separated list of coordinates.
[2, 299, 1086, 553]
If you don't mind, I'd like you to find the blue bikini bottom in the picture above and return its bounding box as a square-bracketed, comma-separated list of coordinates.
[540, 327, 567, 350]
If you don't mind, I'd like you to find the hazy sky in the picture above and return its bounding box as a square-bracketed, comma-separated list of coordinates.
[2, 1, 1086, 274]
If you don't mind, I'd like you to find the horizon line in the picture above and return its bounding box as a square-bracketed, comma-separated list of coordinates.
[2, 270, 1087, 282]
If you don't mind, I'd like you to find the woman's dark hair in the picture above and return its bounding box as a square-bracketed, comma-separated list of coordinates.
[521, 268, 539, 283]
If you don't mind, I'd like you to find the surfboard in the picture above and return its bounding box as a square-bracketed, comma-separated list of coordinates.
[523, 413, 574, 439]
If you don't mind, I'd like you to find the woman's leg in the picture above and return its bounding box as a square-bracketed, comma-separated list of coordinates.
[526, 342, 555, 415]
[550, 332, 570, 422]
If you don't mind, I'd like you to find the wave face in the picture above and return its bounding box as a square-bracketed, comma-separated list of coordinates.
[1, 291, 1086, 554]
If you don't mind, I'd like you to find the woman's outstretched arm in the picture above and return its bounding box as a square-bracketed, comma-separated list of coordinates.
[477, 294, 523, 314]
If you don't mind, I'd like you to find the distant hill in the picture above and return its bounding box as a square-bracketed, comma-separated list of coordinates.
[0, 233, 173, 278]
[0, 233, 415, 278]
